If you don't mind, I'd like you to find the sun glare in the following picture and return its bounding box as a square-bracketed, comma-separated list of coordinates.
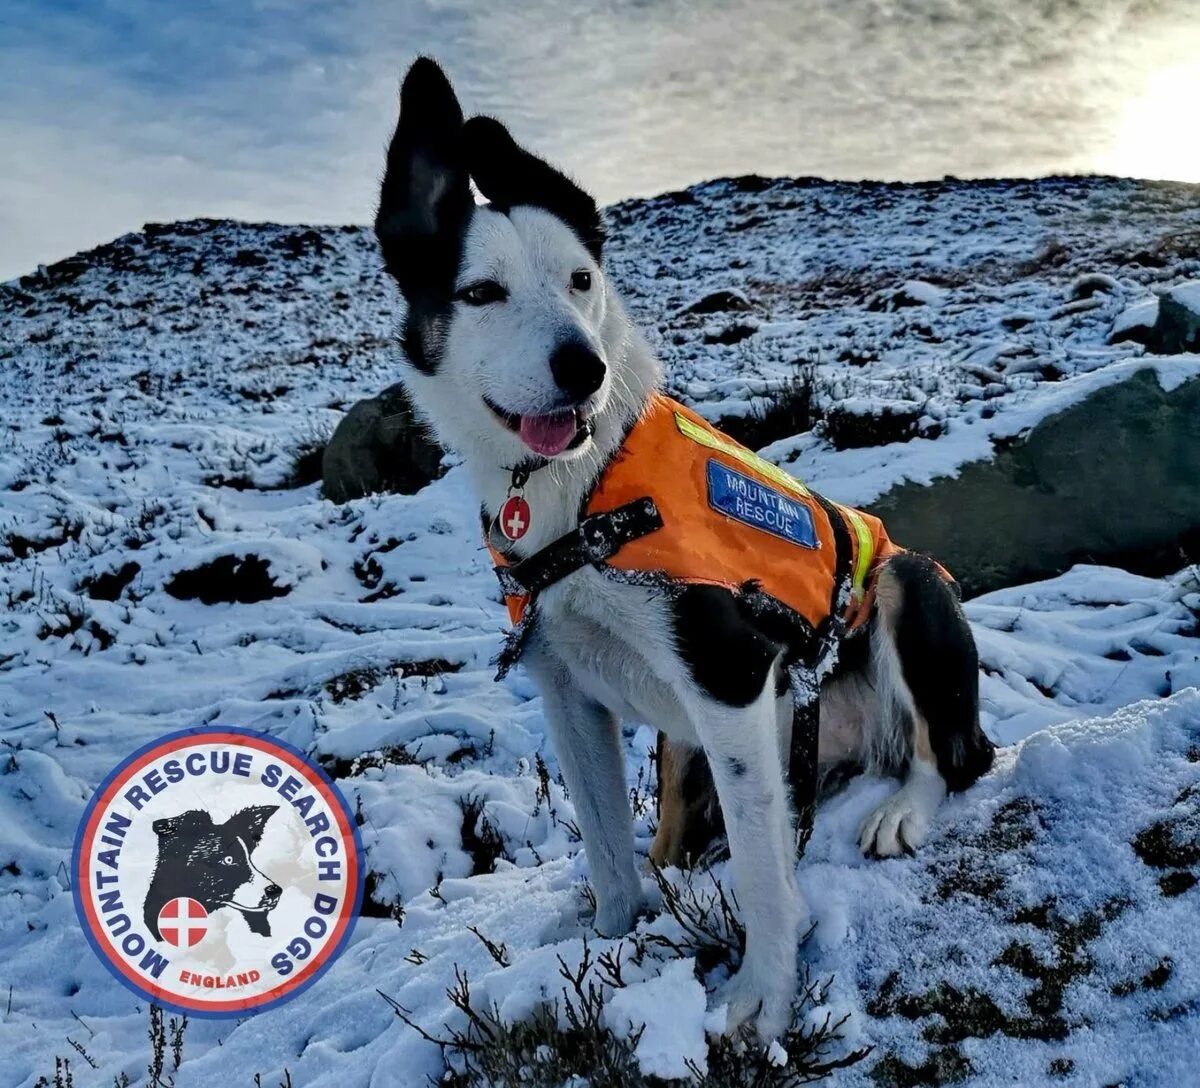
[1101, 62, 1200, 183]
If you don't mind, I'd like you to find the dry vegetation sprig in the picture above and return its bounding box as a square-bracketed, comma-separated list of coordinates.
[700, 994, 872, 1087]
[382, 868, 870, 1086]
[644, 862, 746, 972]
[380, 946, 645, 1088]
[146, 1004, 186, 1088]
[34, 1006, 193, 1088]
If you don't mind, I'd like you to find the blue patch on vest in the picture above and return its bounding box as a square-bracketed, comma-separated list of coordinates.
[706, 460, 817, 549]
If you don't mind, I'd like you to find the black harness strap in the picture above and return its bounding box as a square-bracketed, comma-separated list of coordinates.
[495, 497, 663, 600]
[788, 666, 821, 855]
[811, 492, 854, 640]
[787, 492, 854, 853]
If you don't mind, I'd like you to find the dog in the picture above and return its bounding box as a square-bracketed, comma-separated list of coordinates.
[372, 57, 995, 1039]
[143, 805, 282, 939]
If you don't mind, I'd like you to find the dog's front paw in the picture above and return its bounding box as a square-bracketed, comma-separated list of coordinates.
[858, 772, 945, 858]
[593, 886, 642, 937]
[713, 960, 795, 1041]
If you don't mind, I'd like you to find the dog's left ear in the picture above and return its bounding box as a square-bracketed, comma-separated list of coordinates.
[153, 809, 213, 839]
[375, 57, 473, 296]
[223, 804, 279, 849]
[464, 115, 605, 262]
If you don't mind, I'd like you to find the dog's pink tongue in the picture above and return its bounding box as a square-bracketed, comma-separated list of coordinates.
[519, 411, 577, 456]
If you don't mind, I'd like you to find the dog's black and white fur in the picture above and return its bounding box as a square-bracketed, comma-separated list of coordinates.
[374, 58, 994, 1039]
[144, 806, 282, 939]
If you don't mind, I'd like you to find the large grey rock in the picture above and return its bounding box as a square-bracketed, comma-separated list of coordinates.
[1149, 282, 1200, 354]
[322, 383, 444, 502]
[868, 368, 1200, 598]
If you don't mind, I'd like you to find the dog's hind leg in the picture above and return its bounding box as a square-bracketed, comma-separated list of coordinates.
[531, 653, 643, 936]
[649, 736, 728, 868]
[858, 552, 995, 857]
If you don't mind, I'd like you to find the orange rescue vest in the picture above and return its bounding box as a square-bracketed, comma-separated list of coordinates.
[487, 393, 913, 672]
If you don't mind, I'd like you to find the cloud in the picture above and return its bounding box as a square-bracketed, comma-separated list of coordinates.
[2, 0, 1198, 280]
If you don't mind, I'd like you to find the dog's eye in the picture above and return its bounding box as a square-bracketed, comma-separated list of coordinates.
[570, 270, 592, 292]
[457, 280, 507, 306]
[221, 855, 235, 866]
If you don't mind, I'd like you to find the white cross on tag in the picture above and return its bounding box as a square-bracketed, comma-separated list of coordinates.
[499, 495, 532, 542]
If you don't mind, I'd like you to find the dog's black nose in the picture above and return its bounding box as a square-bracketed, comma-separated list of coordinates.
[266, 884, 282, 898]
[549, 341, 605, 400]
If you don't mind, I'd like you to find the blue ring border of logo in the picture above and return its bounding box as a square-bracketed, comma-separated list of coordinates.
[71, 724, 366, 1019]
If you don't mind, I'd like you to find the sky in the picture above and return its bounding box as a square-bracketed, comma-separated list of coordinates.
[2, 0, 1199, 282]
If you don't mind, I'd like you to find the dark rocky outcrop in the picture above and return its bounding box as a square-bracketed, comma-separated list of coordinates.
[1109, 298, 1159, 345]
[869, 368, 1200, 598]
[681, 289, 754, 315]
[702, 322, 757, 346]
[321, 383, 445, 502]
[1148, 282, 1200, 354]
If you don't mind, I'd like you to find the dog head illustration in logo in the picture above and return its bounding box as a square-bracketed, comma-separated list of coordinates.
[143, 805, 282, 939]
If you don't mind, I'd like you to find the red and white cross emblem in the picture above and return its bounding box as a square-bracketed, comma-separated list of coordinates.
[499, 495, 532, 542]
[158, 897, 209, 948]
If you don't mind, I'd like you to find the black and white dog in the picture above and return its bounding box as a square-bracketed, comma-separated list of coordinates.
[144, 806, 282, 939]
[374, 58, 994, 1039]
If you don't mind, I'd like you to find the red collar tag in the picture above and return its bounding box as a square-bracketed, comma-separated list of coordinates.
[498, 494, 532, 542]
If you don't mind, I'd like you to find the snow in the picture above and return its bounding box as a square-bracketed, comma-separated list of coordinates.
[812, 690, 1200, 1087]
[2, 174, 1200, 1085]
[1164, 280, 1200, 315]
[893, 280, 948, 307]
[1110, 296, 1159, 341]
[604, 958, 709, 1079]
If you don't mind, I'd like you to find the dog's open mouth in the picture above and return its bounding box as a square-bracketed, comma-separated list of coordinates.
[483, 397, 594, 457]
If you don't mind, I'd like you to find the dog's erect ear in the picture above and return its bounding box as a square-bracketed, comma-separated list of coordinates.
[375, 57, 473, 295]
[223, 805, 279, 849]
[463, 115, 605, 262]
[152, 810, 213, 839]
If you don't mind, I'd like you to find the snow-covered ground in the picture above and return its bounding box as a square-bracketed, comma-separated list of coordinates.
[2, 175, 1200, 1086]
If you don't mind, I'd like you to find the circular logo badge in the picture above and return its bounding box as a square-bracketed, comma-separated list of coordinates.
[73, 727, 363, 1018]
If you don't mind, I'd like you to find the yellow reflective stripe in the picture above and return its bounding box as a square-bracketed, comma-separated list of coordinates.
[674, 411, 810, 496]
[838, 505, 875, 600]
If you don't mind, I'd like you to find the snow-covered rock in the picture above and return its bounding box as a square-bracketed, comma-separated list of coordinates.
[868, 361, 1200, 597]
[1151, 280, 1200, 354]
[870, 279, 949, 310]
[1070, 272, 1121, 300]
[680, 288, 755, 315]
[1110, 296, 1159, 344]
